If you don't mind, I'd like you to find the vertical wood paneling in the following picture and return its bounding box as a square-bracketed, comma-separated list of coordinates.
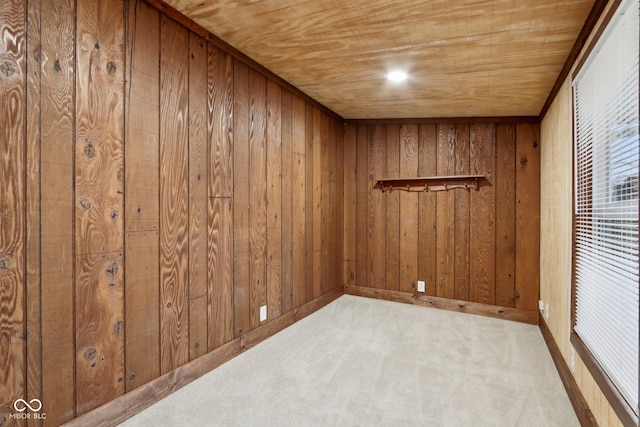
[385, 125, 400, 291]
[312, 107, 322, 299]
[351, 120, 539, 315]
[356, 125, 368, 287]
[207, 197, 233, 348]
[124, 231, 159, 389]
[188, 33, 208, 360]
[495, 124, 516, 307]
[454, 124, 470, 301]
[25, 2, 43, 420]
[304, 103, 314, 302]
[321, 114, 331, 294]
[0, 0, 26, 422]
[75, 0, 125, 256]
[323, 115, 339, 294]
[125, 2, 160, 233]
[19, 3, 347, 424]
[207, 43, 234, 349]
[125, 0, 160, 391]
[232, 60, 250, 337]
[208, 45, 233, 199]
[123, 1, 160, 213]
[280, 89, 293, 313]
[75, 252, 125, 415]
[75, 0, 125, 414]
[343, 125, 357, 286]
[470, 124, 496, 305]
[291, 95, 306, 308]
[436, 124, 455, 298]
[368, 125, 386, 289]
[249, 69, 267, 329]
[159, 16, 189, 373]
[280, 89, 296, 313]
[418, 124, 437, 295]
[515, 123, 540, 310]
[335, 121, 344, 292]
[266, 79, 282, 320]
[38, 0, 76, 422]
[399, 124, 419, 293]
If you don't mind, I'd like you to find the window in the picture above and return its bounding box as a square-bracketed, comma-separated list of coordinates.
[572, 0, 639, 424]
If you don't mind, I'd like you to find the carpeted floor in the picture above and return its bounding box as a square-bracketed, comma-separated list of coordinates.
[120, 295, 579, 426]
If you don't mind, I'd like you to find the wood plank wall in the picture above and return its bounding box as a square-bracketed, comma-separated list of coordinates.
[0, 0, 343, 425]
[343, 122, 540, 318]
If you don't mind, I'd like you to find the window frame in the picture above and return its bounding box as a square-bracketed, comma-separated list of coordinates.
[570, 0, 639, 425]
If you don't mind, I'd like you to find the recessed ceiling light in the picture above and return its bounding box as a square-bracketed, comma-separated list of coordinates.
[387, 70, 408, 82]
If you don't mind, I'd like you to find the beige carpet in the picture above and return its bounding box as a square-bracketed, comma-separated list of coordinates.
[120, 295, 579, 426]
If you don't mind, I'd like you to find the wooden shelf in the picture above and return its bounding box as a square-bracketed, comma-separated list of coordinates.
[374, 175, 485, 193]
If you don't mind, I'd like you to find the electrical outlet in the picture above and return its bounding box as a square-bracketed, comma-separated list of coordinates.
[545, 303, 550, 320]
[417, 280, 425, 293]
[260, 305, 267, 322]
[570, 347, 575, 373]
[538, 300, 544, 311]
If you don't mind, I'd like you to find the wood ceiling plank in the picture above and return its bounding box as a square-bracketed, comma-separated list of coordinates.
[164, 0, 595, 118]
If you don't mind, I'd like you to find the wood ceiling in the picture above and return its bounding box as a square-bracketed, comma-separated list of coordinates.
[163, 0, 596, 119]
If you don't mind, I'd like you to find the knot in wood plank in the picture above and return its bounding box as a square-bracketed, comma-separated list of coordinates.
[19, 329, 32, 341]
[0, 60, 16, 77]
[106, 263, 118, 278]
[84, 143, 96, 158]
[84, 347, 97, 361]
[113, 321, 123, 336]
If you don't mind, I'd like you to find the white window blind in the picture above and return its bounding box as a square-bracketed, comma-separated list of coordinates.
[573, 0, 639, 416]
